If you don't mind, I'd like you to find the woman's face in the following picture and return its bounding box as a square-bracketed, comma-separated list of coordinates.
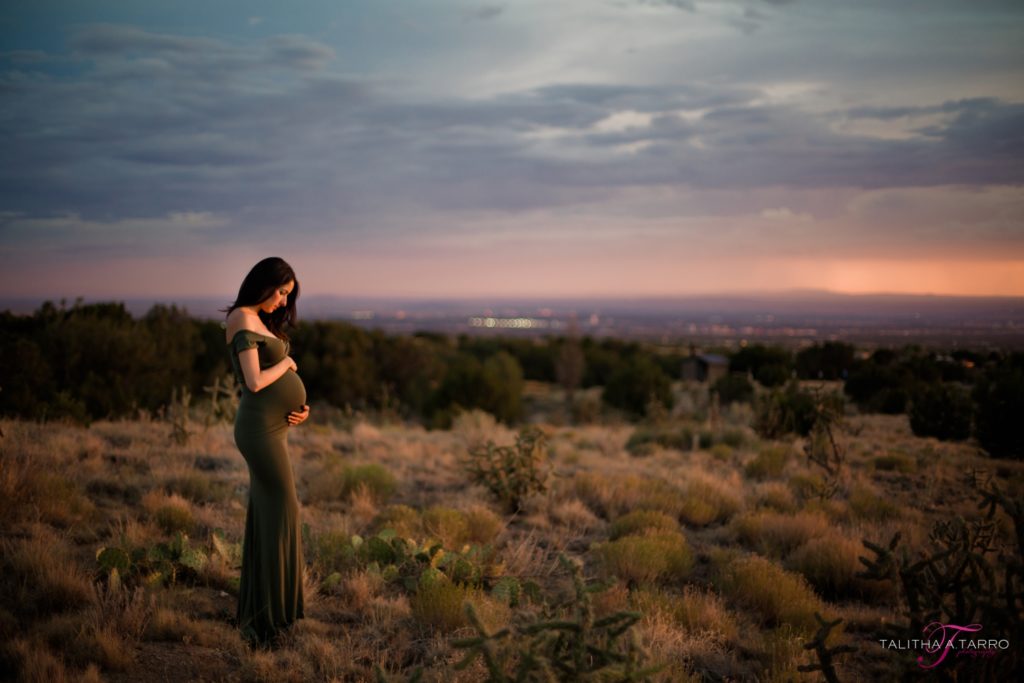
[260, 280, 294, 313]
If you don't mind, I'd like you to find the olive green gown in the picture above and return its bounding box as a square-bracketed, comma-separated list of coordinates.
[228, 329, 306, 644]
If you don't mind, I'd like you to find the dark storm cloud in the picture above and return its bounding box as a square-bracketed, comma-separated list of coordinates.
[466, 5, 504, 21]
[1, 22, 1022, 233]
[635, 0, 696, 11]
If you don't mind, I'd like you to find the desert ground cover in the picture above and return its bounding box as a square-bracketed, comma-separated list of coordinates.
[1, 383, 1021, 682]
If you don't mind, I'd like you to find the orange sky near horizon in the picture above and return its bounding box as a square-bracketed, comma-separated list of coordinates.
[9, 250, 1023, 301]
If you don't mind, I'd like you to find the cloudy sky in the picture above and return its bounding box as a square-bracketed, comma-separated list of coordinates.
[2, 0, 1023, 300]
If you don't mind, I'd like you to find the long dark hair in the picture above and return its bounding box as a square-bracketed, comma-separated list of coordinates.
[221, 257, 300, 341]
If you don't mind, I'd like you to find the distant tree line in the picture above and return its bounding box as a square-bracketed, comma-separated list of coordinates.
[2, 302, 1020, 459]
[0, 301, 684, 426]
[713, 341, 1022, 459]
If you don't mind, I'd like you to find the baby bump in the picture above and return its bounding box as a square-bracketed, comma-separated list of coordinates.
[237, 371, 306, 433]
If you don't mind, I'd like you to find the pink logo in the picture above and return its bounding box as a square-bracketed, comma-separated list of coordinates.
[918, 622, 983, 669]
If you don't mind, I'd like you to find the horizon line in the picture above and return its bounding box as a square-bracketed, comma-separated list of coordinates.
[4, 288, 1024, 303]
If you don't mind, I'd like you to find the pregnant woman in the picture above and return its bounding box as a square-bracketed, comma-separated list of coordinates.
[222, 256, 310, 645]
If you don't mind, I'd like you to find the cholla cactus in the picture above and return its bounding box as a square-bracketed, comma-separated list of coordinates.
[452, 554, 663, 682]
[856, 471, 1023, 679]
[167, 385, 192, 445]
[460, 427, 549, 513]
[798, 613, 855, 683]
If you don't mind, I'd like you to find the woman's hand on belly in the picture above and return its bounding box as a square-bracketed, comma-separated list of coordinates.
[288, 404, 310, 427]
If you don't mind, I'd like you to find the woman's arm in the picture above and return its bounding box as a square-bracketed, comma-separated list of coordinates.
[237, 348, 297, 393]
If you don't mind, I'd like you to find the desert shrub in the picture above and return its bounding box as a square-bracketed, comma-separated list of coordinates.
[421, 507, 469, 548]
[787, 472, 828, 502]
[787, 534, 895, 601]
[309, 529, 358, 574]
[709, 443, 733, 461]
[713, 373, 754, 405]
[454, 554, 662, 680]
[716, 553, 827, 635]
[27, 471, 97, 528]
[744, 444, 791, 480]
[609, 510, 679, 540]
[719, 428, 748, 448]
[306, 461, 396, 505]
[871, 451, 917, 473]
[594, 532, 693, 586]
[908, 382, 972, 441]
[462, 506, 504, 545]
[573, 472, 685, 520]
[730, 511, 830, 557]
[678, 476, 741, 527]
[410, 571, 507, 633]
[847, 484, 900, 521]
[372, 504, 421, 538]
[754, 382, 841, 439]
[152, 503, 194, 535]
[973, 362, 1024, 460]
[625, 425, 692, 455]
[633, 585, 739, 642]
[460, 427, 548, 513]
[450, 409, 502, 452]
[752, 482, 798, 512]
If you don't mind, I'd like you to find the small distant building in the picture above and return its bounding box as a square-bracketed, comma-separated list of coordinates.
[681, 351, 729, 383]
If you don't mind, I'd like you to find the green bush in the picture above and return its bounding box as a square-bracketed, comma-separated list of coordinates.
[973, 362, 1024, 460]
[602, 355, 673, 418]
[713, 373, 755, 405]
[754, 382, 842, 439]
[755, 363, 791, 388]
[908, 382, 972, 441]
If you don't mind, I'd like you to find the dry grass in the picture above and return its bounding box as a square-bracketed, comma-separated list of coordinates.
[634, 585, 739, 643]
[743, 444, 792, 480]
[305, 459, 397, 506]
[677, 471, 743, 527]
[573, 472, 687, 519]
[729, 510, 831, 557]
[847, 482, 902, 521]
[2, 527, 95, 616]
[141, 490, 196, 535]
[1, 410, 1017, 683]
[787, 533, 897, 602]
[548, 497, 602, 532]
[410, 575, 509, 633]
[750, 481, 798, 512]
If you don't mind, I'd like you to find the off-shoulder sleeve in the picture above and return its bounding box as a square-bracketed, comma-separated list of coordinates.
[231, 330, 262, 354]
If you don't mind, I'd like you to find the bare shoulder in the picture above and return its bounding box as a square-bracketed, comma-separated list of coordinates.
[225, 309, 260, 344]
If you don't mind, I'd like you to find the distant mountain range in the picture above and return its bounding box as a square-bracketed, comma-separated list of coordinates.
[4, 290, 1022, 347]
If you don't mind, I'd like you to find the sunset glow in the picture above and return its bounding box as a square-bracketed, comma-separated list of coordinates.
[1, 1, 1022, 301]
